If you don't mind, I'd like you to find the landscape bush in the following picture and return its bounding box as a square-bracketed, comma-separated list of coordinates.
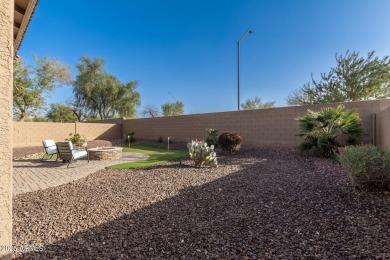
[125, 132, 136, 143]
[187, 140, 217, 167]
[218, 132, 242, 155]
[68, 133, 85, 145]
[296, 105, 363, 158]
[205, 128, 219, 148]
[338, 145, 390, 191]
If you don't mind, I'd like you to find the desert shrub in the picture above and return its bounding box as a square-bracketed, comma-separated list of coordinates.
[205, 128, 219, 147]
[187, 140, 217, 167]
[338, 145, 390, 191]
[296, 105, 363, 158]
[125, 132, 136, 143]
[67, 133, 84, 144]
[218, 132, 242, 154]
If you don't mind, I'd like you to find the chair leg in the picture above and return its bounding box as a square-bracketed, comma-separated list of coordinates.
[53, 156, 59, 167]
[67, 157, 74, 168]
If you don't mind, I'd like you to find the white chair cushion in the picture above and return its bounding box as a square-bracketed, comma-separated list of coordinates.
[42, 140, 57, 155]
[43, 140, 56, 147]
[72, 150, 87, 160]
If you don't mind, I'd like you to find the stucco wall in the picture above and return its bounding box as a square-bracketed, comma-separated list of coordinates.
[123, 99, 390, 147]
[0, 0, 13, 258]
[13, 122, 120, 147]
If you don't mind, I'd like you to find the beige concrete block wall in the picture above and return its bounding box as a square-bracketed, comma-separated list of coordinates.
[85, 118, 124, 139]
[123, 99, 389, 147]
[376, 105, 390, 148]
[13, 122, 121, 147]
[13, 122, 75, 147]
[76, 122, 120, 142]
[0, 0, 13, 258]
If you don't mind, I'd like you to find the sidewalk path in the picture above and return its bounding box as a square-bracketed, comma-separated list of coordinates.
[12, 152, 148, 196]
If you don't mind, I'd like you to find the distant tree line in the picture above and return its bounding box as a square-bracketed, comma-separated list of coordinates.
[13, 50, 390, 122]
[13, 55, 188, 122]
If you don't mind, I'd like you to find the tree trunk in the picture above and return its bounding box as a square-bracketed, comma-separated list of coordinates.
[18, 112, 26, 122]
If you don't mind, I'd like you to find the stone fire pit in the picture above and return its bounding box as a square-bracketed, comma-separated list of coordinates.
[88, 147, 123, 160]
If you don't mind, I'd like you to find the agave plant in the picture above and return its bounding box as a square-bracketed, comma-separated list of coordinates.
[205, 128, 219, 147]
[296, 105, 364, 157]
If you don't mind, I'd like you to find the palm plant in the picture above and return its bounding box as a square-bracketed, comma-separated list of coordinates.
[296, 105, 364, 157]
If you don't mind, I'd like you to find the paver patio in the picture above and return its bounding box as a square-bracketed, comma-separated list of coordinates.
[12, 152, 148, 196]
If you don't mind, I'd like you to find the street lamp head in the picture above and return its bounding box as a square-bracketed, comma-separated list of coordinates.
[248, 29, 253, 34]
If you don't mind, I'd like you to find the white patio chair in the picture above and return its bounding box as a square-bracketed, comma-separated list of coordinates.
[41, 139, 58, 162]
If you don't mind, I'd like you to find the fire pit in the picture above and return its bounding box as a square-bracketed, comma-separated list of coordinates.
[88, 147, 123, 160]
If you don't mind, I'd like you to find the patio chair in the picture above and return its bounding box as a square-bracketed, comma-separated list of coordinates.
[54, 141, 89, 168]
[41, 140, 58, 162]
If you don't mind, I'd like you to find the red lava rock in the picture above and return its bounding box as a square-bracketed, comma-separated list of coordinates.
[12, 146, 390, 259]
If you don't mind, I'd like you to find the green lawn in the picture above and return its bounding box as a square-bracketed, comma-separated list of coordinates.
[108, 144, 188, 169]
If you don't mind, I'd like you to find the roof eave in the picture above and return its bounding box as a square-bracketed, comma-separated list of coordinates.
[14, 0, 39, 55]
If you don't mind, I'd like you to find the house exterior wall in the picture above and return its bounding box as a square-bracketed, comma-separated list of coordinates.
[122, 99, 390, 147]
[0, 0, 14, 258]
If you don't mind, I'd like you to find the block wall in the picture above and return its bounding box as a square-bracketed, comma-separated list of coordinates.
[376, 105, 390, 149]
[123, 99, 390, 147]
[13, 122, 120, 147]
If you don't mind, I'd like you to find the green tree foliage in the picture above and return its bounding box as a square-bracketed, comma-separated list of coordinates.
[13, 56, 72, 121]
[161, 101, 184, 116]
[287, 51, 390, 105]
[47, 103, 78, 122]
[73, 56, 141, 119]
[241, 96, 275, 110]
[296, 105, 363, 157]
[23, 116, 49, 122]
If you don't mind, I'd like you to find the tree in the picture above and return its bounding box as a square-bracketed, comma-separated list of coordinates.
[287, 51, 390, 105]
[23, 116, 49, 122]
[13, 56, 72, 121]
[241, 96, 275, 110]
[141, 104, 160, 118]
[66, 97, 92, 122]
[73, 56, 141, 119]
[47, 103, 78, 122]
[161, 101, 184, 116]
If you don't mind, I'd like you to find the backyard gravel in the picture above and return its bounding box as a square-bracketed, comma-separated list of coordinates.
[12, 146, 390, 259]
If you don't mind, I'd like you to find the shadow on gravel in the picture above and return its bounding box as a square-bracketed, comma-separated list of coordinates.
[18, 149, 390, 259]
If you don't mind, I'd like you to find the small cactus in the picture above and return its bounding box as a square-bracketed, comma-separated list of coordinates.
[187, 140, 218, 168]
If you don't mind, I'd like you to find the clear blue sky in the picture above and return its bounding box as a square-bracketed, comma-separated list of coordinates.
[19, 0, 390, 115]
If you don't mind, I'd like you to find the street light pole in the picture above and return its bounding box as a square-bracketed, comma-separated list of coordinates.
[237, 29, 253, 111]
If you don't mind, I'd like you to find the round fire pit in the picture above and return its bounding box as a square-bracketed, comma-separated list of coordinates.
[88, 147, 123, 160]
